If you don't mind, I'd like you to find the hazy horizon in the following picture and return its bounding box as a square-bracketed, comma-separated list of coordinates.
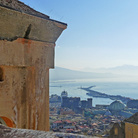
[50, 65, 138, 82]
[55, 64, 138, 71]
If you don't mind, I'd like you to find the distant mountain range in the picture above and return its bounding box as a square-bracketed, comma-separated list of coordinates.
[50, 65, 138, 81]
[82, 65, 138, 76]
[50, 66, 119, 81]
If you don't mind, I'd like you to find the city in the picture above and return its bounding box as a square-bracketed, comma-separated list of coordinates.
[49, 91, 138, 137]
[0, 0, 138, 138]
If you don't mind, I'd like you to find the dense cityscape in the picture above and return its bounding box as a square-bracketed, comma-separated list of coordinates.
[50, 91, 138, 137]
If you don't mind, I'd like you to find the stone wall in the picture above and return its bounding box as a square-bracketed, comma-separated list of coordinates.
[0, 125, 93, 138]
[0, 5, 66, 42]
[0, 38, 53, 131]
[0, 1, 67, 131]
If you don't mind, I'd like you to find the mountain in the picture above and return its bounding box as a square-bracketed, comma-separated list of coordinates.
[82, 65, 138, 76]
[110, 65, 138, 72]
[50, 66, 118, 81]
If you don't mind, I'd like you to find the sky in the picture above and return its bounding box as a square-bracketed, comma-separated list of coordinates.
[21, 0, 138, 70]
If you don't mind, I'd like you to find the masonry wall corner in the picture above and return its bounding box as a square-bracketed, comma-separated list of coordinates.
[0, 4, 67, 131]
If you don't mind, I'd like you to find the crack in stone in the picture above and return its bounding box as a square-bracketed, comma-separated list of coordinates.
[0, 36, 18, 41]
[24, 24, 32, 39]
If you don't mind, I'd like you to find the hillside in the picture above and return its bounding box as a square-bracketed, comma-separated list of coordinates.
[50, 67, 117, 81]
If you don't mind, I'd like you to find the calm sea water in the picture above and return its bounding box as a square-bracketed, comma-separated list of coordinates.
[50, 80, 138, 106]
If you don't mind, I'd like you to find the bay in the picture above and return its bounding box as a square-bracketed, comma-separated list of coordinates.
[50, 80, 138, 106]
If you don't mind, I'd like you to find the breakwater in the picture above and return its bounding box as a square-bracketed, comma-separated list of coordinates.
[79, 86, 133, 104]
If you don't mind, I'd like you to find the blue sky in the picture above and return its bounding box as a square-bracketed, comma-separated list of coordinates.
[21, 0, 138, 70]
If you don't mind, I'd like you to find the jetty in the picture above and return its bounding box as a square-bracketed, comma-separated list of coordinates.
[79, 86, 133, 104]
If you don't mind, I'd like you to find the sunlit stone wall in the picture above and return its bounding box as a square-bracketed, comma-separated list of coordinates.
[0, 3, 66, 131]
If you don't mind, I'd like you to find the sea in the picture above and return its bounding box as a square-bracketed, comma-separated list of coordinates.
[50, 79, 138, 107]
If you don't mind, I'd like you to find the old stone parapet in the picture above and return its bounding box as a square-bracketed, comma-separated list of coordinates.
[0, 125, 97, 138]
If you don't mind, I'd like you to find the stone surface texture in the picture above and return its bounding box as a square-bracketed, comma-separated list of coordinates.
[0, 38, 54, 131]
[0, 125, 94, 138]
[0, 5, 67, 42]
[0, 0, 67, 131]
[0, 0, 49, 19]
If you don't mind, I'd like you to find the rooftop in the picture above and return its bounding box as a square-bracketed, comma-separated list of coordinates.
[109, 100, 125, 111]
[125, 112, 138, 124]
